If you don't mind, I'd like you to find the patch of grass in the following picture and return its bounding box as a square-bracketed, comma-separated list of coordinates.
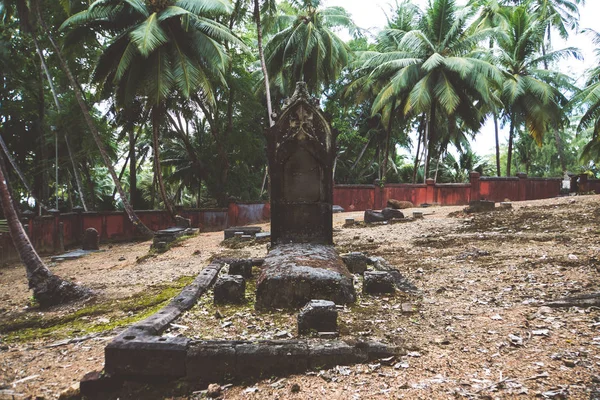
[1, 275, 195, 343]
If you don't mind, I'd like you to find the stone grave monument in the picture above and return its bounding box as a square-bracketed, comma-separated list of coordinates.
[255, 82, 356, 309]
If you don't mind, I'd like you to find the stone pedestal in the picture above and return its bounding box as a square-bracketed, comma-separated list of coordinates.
[297, 300, 338, 335]
[256, 244, 355, 310]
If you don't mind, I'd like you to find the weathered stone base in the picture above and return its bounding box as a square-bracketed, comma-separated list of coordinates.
[101, 337, 397, 386]
[255, 244, 356, 310]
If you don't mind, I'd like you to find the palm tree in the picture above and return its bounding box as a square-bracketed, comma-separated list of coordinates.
[61, 0, 242, 219]
[0, 151, 92, 306]
[264, 0, 358, 95]
[468, 0, 511, 176]
[14, 0, 155, 236]
[354, 0, 501, 180]
[495, 5, 576, 175]
[573, 29, 600, 162]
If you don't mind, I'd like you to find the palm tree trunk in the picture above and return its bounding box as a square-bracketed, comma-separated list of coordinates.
[32, 29, 87, 211]
[0, 134, 48, 210]
[33, 2, 152, 237]
[412, 115, 425, 184]
[382, 101, 396, 182]
[494, 113, 501, 176]
[0, 152, 92, 306]
[507, 116, 515, 177]
[64, 135, 88, 211]
[254, 0, 274, 128]
[151, 105, 176, 220]
[129, 129, 137, 210]
[553, 129, 566, 173]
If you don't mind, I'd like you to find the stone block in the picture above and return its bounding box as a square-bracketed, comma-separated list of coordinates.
[186, 341, 237, 382]
[255, 244, 355, 310]
[332, 205, 345, 213]
[382, 207, 404, 220]
[224, 226, 262, 240]
[297, 300, 338, 335]
[175, 215, 192, 228]
[341, 252, 369, 274]
[363, 271, 395, 294]
[467, 200, 495, 213]
[214, 275, 246, 304]
[235, 341, 309, 377]
[105, 335, 189, 377]
[79, 370, 122, 396]
[364, 209, 386, 223]
[308, 341, 367, 369]
[227, 259, 253, 278]
[344, 218, 355, 226]
[413, 211, 424, 219]
[82, 227, 99, 250]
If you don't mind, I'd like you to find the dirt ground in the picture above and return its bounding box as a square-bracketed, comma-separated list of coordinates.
[1, 195, 600, 399]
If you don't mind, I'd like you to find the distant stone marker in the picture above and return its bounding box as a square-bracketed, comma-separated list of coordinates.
[256, 82, 355, 309]
[82, 227, 99, 250]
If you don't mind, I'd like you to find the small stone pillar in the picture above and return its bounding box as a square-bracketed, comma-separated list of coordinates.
[363, 271, 395, 294]
[425, 178, 435, 204]
[341, 252, 369, 274]
[82, 227, 100, 250]
[21, 210, 35, 239]
[228, 259, 253, 278]
[469, 171, 481, 202]
[214, 275, 246, 304]
[297, 300, 338, 335]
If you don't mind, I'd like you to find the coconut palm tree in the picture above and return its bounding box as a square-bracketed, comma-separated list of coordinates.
[574, 29, 600, 162]
[495, 5, 577, 175]
[61, 0, 242, 219]
[354, 0, 501, 180]
[264, 0, 359, 95]
[0, 151, 92, 306]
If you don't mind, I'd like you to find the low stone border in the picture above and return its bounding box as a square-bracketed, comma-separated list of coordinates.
[82, 257, 402, 396]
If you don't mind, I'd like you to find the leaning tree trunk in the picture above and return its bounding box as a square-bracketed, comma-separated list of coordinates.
[0, 152, 92, 306]
[151, 105, 176, 220]
[33, 2, 152, 237]
[0, 134, 48, 210]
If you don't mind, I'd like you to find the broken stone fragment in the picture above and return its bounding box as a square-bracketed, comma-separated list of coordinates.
[466, 200, 495, 213]
[364, 209, 386, 223]
[363, 271, 395, 295]
[228, 259, 253, 279]
[298, 299, 338, 335]
[381, 207, 404, 220]
[341, 252, 369, 274]
[214, 275, 246, 304]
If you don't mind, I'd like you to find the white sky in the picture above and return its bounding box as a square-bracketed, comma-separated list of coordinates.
[325, 0, 600, 157]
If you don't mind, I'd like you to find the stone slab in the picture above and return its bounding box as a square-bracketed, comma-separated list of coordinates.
[224, 226, 262, 239]
[105, 335, 189, 377]
[255, 244, 356, 310]
[51, 249, 99, 262]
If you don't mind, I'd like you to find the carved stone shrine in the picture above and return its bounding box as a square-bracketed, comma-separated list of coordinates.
[256, 82, 355, 309]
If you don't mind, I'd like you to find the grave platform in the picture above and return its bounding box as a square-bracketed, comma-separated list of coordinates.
[255, 243, 356, 310]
